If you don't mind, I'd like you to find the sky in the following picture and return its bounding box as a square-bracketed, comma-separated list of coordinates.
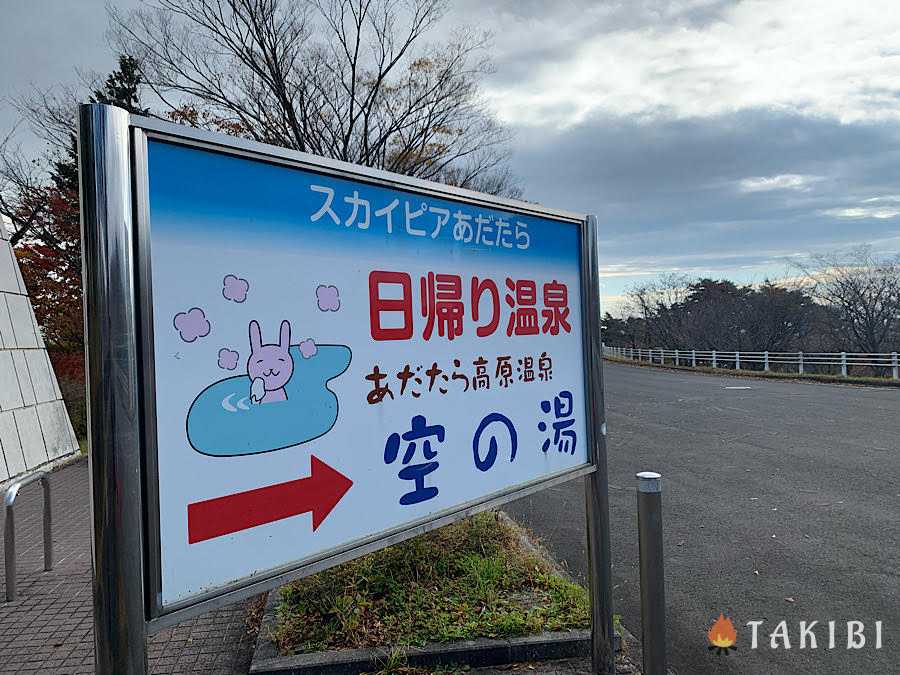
[2, 0, 900, 314]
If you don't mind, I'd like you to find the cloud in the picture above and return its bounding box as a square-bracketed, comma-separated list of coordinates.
[512, 109, 900, 227]
[222, 274, 249, 303]
[478, 1, 900, 128]
[503, 107, 900, 305]
[823, 195, 900, 219]
[173, 308, 211, 343]
[316, 285, 341, 312]
[738, 174, 822, 193]
[821, 206, 900, 220]
[861, 195, 900, 203]
[8, 0, 900, 309]
[600, 293, 629, 315]
[218, 348, 239, 370]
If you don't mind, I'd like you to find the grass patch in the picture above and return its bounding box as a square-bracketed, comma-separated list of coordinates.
[274, 512, 589, 656]
[604, 356, 900, 388]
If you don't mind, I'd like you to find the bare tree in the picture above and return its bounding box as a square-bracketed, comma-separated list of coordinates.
[794, 247, 900, 354]
[109, 0, 518, 196]
[0, 56, 151, 351]
[624, 274, 692, 347]
[1, 56, 150, 246]
[0, 128, 49, 247]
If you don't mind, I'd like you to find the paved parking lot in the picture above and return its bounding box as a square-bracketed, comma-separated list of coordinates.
[506, 362, 899, 674]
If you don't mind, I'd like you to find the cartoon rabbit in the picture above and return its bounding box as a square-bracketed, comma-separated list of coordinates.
[247, 320, 294, 404]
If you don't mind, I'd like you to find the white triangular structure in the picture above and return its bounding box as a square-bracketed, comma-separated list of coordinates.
[0, 216, 79, 482]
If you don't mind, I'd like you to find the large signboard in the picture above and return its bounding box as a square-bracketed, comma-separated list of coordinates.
[82, 106, 603, 629]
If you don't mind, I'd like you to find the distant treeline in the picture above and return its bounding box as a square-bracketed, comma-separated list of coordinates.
[602, 248, 900, 355]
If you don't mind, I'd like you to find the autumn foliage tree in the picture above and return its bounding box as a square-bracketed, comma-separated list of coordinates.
[12, 187, 83, 350]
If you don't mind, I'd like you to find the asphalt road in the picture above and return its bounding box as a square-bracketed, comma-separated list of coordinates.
[505, 362, 899, 675]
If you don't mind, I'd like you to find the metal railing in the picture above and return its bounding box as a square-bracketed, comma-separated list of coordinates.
[603, 345, 900, 380]
[4, 471, 53, 602]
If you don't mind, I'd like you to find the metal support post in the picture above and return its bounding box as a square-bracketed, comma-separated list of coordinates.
[893, 352, 899, 380]
[691, 349, 696, 367]
[711, 350, 717, 368]
[637, 472, 666, 675]
[584, 215, 615, 674]
[674, 349, 679, 366]
[735, 351, 741, 370]
[798, 351, 804, 375]
[841, 352, 847, 377]
[79, 103, 148, 674]
[764, 351, 769, 371]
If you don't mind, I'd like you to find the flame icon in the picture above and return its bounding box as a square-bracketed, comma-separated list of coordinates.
[707, 613, 738, 654]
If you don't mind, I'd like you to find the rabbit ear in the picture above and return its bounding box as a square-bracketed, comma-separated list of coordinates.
[279, 320, 291, 350]
[249, 320, 262, 352]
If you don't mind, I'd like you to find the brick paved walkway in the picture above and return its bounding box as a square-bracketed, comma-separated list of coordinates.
[0, 458, 260, 674]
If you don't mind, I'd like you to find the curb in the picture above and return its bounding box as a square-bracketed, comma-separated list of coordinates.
[249, 511, 622, 674]
[251, 630, 599, 674]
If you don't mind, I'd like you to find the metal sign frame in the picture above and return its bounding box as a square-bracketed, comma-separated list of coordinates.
[79, 103, 614, 673]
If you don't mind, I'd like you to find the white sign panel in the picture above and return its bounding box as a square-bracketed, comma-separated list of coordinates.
[141, 136, 594, 611]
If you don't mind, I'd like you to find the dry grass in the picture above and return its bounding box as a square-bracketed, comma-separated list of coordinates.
[274, 512, 590, 656]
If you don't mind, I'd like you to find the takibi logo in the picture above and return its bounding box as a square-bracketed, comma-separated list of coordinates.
[706, 612, 884, 655]
[708, 613, 738, 655]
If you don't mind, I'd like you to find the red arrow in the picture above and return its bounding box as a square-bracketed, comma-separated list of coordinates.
[187, 456, 352, 544]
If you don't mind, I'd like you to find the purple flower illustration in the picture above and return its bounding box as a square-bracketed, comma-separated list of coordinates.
[316, 284, 340, 312]
[218, 348, 240, 370]
[223, 274, 250, 303]
[299, 339, 318, 359]
[173, 308, 211, 343]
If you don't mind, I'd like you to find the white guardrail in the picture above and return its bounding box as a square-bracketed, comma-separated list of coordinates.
[602, 345, 900, 380]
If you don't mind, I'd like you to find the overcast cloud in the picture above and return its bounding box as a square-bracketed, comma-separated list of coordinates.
[2, 0, 899, 312]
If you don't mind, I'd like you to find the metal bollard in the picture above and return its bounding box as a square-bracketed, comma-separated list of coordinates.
[43, 477, 53, 572]
[798, 351, 804, 375]
[764, 351, 769, 371]
[841, 352, 847, 377]
[893, 352, 899, 380]
[691, 349, 696, 368]
[711, 350, 717, 368]
[637, 471, 666, 675]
